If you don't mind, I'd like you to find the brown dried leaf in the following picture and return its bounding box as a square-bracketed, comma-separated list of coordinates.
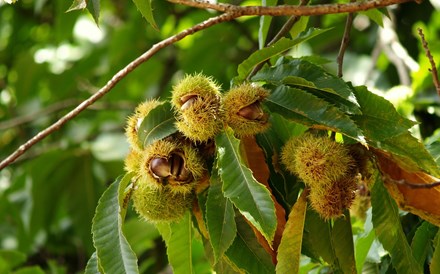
[374, 149, 440, 226]
[241, 135, 287, 260]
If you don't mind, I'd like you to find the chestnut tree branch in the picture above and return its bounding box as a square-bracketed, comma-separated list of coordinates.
[0, 12, 236, 171]
[168, 0, 417, 16]
[247, 0, 310, 80]
[385, 176, 440, 189]
[0, 0, 420, 170]
[336, 0, 356, 78]
[266, 0, 311, 47]
[417, 27, 440, 96]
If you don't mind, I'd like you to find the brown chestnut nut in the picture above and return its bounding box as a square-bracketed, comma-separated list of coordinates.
[138, 139, 205, 194]
[149, 157, 171, 179]
[238, 101, 265, 121]
[223, 83, 270, 137]
[180, 94, 199, 111]
[171, 74, 223, 142]
[170, 153, 192, 182]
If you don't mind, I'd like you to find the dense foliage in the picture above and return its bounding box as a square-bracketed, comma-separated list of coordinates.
[1, 0, 440, 273]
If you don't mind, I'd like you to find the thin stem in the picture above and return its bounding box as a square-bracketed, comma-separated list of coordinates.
[266, 0, 311, 46]
[0, 12, 236, 171]
[247, 0, 310, 80]
[336, 0, 355, 78]
[417, 28, 440, 96]
[387, 177, 440, 189]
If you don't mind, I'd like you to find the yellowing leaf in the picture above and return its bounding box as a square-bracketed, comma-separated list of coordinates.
[371, 173, 423, 274]
[276, 190, 307, 274]
[375, 149, 440, 226]
[241, 135, 286, 252]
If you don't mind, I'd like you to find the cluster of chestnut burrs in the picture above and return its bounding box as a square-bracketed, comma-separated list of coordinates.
[124, 73, 368, 223]
[281, 133, 369, 219]
[124, 73, 270, 223]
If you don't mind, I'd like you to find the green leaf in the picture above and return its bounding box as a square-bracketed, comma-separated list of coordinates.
[351, 86, 415, 140]
[331, 211, 356, 274]
[276, 190, 307, 274]
[12, 266, 45, 274]
[156, 212, 194, 274]
[426, 141, 440, 165]
[258, 0, 278, 48]
[252, 114, 303, 208]
[206, 169, 237, 263]
[379, 132, 440, 177]
[66, 0, 87, 12]
[84, 252, 100, 274]
[281, 76, 361, 115]
[0, 250, 26, 273]
[371, 174, 422, 274]
[235, 28, 329, 82]
[290, 16, 310, 39]
[353, 86, 438, 176]
[27, 151, 102, 255]
[124, 218, 160, 256]
[355, 212, 376, 274]
[215, 128, 277, 243]
[132, 0, 158, 30]
[138, 101, 177, 149]
[68, 155, 104, 255]
[86, 0, 100, 26]
[158, 213, 212, 273]
[302, 209, 355, 272]
[92, 173, 139, 274]
[253, 57, 360, 108]
[265, 85, 365, 144]
[256, 114, 305, 207]
[411, 221, 438, 267]
[359, 9, 384, 27]
[431, 230, 440, 273]
[267, 112, 307, 144]
[302, 209, 335, 266]
[225, 216, 275, 274]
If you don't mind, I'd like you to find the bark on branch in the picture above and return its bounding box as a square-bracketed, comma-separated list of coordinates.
[0, 13, 235, 170]
[417, 28, 440, 96]
[168, 0, 417, 16]
[0, 0, 420, 170]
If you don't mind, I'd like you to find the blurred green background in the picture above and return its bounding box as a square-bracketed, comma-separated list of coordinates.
[0, 0, 439, 272]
